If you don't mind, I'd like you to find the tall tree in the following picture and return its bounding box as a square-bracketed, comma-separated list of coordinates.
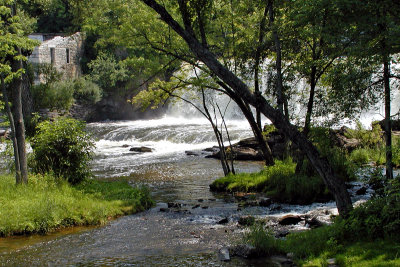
[0, 1, 38, 183]
[340, 0, 400, 180]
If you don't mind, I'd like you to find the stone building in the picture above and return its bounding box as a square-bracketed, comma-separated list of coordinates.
[28, 32, 83, 84]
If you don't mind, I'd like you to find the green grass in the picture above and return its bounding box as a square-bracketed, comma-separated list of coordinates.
[210, 160, 331, 204]
[243, 224, 400, 266]
[0, 174, 154, 236]
[301, 239, 400, 266]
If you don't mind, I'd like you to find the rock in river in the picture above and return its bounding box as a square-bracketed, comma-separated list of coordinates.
[130, 146, 153, 153]
[278, 215, 303, 225]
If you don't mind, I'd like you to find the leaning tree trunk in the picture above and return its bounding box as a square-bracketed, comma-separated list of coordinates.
[10, 48, 28, 184]
[142, 0, 353, 216]
[1, 76, 21, 182]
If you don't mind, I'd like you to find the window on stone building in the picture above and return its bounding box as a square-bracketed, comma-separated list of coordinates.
[50, 48, 55, 64]
[66, 48, 70, 64]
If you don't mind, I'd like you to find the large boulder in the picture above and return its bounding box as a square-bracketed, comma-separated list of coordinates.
[330, 126, 361, 152]
[0, 129, 9, 139]
[278, 215, 303, 225]
[206, 147, 263, 160]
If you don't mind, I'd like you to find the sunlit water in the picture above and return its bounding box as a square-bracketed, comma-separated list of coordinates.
[0, 116, 371, 266]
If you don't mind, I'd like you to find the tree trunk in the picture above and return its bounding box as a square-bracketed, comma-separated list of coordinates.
[10, 48, 28, 184]
[268, 0, 284, 117]
[295, 65, 317, 174]
[254, 4, 269, 129]
[1, 76, 21, 183]
[142, 0, 353, 216]
[268, 0, 290, 159]
[221, 84, 274, 165]
[383, 60, 393, 180]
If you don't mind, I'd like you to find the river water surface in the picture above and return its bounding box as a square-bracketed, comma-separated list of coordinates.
[0, 116, 368, 266]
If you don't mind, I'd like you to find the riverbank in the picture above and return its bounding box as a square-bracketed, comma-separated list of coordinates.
[0, 174, 154, 237]
[241, 223, 400, 266]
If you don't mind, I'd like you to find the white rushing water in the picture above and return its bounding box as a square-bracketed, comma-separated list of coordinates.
[87, 116, 254, 177]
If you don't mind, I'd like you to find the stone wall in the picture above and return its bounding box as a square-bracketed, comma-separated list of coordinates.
[29, 32, 83, 83]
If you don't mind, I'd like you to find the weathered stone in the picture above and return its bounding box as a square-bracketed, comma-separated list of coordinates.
[130, 146, 153, 153]
[278, 215, 303, 225]
[259, 197, 272, 207]
[218, 247, 230, 262]
[330, 127, 361, 152]
[159, 208, 170, 212]
[28, 32, 83, 83]
[0, 129, 9, 139]
[305, 216, 325, 229]
[202, 146, 220, 152]
[356, 186, 367, 195]
[167, 202, 181, 208]
[185, 151, 201, 156]
[217, 217, 229, 224]
[327, 258, 336, 266]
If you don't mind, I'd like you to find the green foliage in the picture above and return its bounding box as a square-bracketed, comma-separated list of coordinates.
[283, 225, 342, 260]
[0, 1, 39, 81]
[345, 121, 383, 149]
[73, 76, 102, 104]
[31, 117, 94, 184]
[30, 64, 75, 111]
[0, 173, 154, 236]
[349, 149, 370, 166]
[210, 160, 332, 204]
[31, 80, 75, 111]
[243, 225, 282, 257]
[88, 52, 128, 96]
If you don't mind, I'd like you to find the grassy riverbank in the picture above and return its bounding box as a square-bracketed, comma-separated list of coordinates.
[210, 160, 332, 204]
[246, 224, 400, 266]
[0, 174, 154, 236]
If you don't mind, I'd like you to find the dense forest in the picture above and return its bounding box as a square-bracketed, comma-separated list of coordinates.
[1, 0, 400, 266]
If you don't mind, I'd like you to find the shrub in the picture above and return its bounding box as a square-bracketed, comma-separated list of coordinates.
[88, 52, 128, 96]
[244, 225, 282, 256]
[31, 117, 95, 184]
[73, 76, 102, 104]
[31, 80, 74, 111]
[345, 121, 383, 149]
[349, 148, 370, 165]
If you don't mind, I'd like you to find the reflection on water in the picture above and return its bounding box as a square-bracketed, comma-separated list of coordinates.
[0, 117, 352, 266]
[1, 118, 269, 266]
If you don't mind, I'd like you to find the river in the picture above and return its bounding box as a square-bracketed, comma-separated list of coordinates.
[0, 116, 370, 266]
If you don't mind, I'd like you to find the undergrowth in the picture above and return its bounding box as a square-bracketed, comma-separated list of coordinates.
[242, 174, 400, 266]
[210, 160, 332, 204]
